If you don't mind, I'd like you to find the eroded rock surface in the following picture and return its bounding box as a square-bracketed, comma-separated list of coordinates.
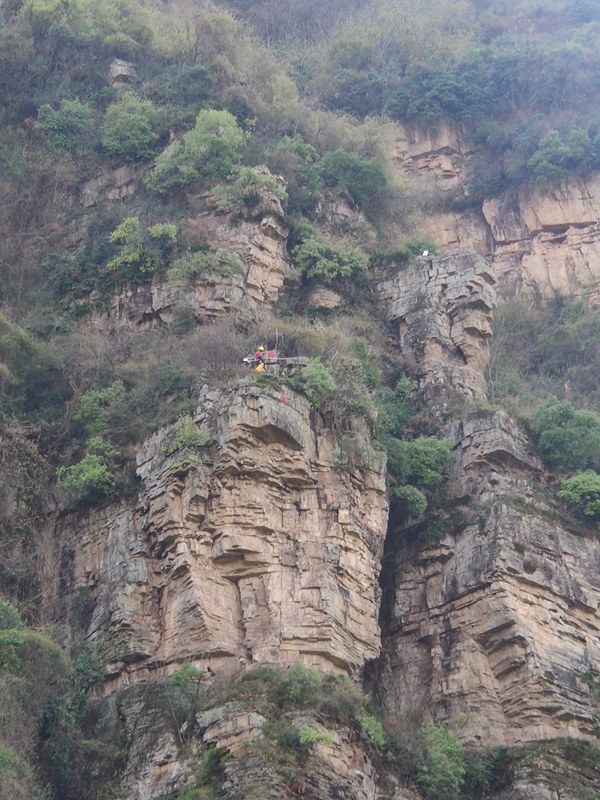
[55, 385, 388, 688]
[374, 250, 496, 406]
[395, 127, 600, 301]
[376, 409, 600, 747]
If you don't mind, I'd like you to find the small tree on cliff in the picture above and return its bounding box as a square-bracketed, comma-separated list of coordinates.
[557, 470, 600, 520]
[144, 109, 246, 193]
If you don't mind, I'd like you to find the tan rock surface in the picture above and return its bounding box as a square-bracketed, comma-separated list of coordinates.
[106, 210, 291, 326]
[377, 410, 600, 747]
[374, 250, 496, 406]
[395, 121, 472, 193]
[394, 125, 600, 300]
[56, 385, 388, 688]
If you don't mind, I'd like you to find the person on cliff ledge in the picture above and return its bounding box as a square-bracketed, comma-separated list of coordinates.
[255, 345, 266, 372]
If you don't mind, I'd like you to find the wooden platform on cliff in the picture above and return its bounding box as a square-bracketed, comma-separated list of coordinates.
[243, 349, 309, 373]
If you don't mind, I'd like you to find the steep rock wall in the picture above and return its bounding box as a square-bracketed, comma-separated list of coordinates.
[396, 122, 600, 300]
[374, 250, 496, 407]
[54, 385, 388, 689]
[80, 166, 291, 327]
[376, 410, 600, 747]
[106, 208, 290, 327]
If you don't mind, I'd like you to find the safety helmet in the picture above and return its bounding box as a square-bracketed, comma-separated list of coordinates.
[258, 346, 265, 351]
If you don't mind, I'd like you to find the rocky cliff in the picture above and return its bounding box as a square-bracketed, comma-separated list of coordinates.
[374, 250, 496, 409]
[13, 122, 600, 800]
[397, 122, 600, 300]
[53, 384, 388, 689]
[376, 408, 600, 748]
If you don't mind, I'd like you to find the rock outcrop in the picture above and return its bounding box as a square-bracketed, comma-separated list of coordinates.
[395, 127, 600, 301]
[80, 166, 291, 327]
[54, 385, 388, 689]
[106, 210, 290, 327]
[374, 250, 496, 407]
[376, 409, 600, 747]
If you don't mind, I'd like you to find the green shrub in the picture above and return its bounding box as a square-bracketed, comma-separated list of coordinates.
[37, 99, 94, 150]
[214, 166, 287, 217]
[101, 93, 160, 162]
[527, 129, 570, 186]
[0, 628, 25, 671]
[0, 315, 37, 404]
[168, 661, 203, 691]
[290, 358, 336, 408]
[276, 664, 323, 708]
[392, 484, 428, 517]
[73, 381, 127, 437]
[321, 148, 387, 210]
[356, 714, 385, 749]
[271, 134, 323, 215]
[557, 470, 600, 519]
[376, 376, 418, 438]
[106, 217, 178, 278]
[292, 226, 368, 285]
[531, 397, 600, 473]
[298, 724, 332, 747]
[0, 744, 15, 776]
[400, 437, 453, 492]
[462, 746, 514, 799]
[162, 415, 212, 457]
[167, 248, 244, 282]
[56, 453, 116, 501]
[0, 628, 68, 681]
[144, 109, 246, 194]
[0, 598, 23, 631]
[417, 725, 465, 800]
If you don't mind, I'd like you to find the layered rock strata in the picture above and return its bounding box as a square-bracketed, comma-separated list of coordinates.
[80, 166, 291, 327]
[93, 685, 389, 800]
[106, 210, 290, 327]
[374, 250, 496, 406]
[395, 124, 600, 300]
[376, 409, 600, 747]
[55, 385, 388, 689]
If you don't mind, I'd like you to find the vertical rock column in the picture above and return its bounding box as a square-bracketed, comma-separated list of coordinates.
[374, 250, 496, 411]
[57, 385, 388, 688]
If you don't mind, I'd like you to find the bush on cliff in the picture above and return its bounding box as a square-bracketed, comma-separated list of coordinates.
[291, 224, 369, 286]
[557, 470, 600, 520]
[417, 724, 465, 800]
[290, 358, 336, 408]
[531, 397, 600, 473]
[144, 109, 246, 194]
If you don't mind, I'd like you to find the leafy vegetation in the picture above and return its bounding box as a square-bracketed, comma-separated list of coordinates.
[167, 247, 244, 281]
[557, 471, 600, 519]
[417, 725, 465, 800]
[531, 398, 600, 474]
[291, 223, 369, 285]
[106, 217, 178, 278]
[144, 109, 246, 194]
[2, 0, 600, 796]
[101, 93, 161, 162]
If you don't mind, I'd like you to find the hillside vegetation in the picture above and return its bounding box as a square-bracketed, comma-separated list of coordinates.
[2, 0, 600, 797]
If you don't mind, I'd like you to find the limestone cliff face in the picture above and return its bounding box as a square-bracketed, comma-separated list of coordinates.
[396, 123, 600, 300]
[374, 250, 496, 407]
[80, 165, 291, 327]
[92, 684, 409, 800]
[376, 409, 600, 747]
[106, 210, 290, 327]
[55, 385, 388, 688]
